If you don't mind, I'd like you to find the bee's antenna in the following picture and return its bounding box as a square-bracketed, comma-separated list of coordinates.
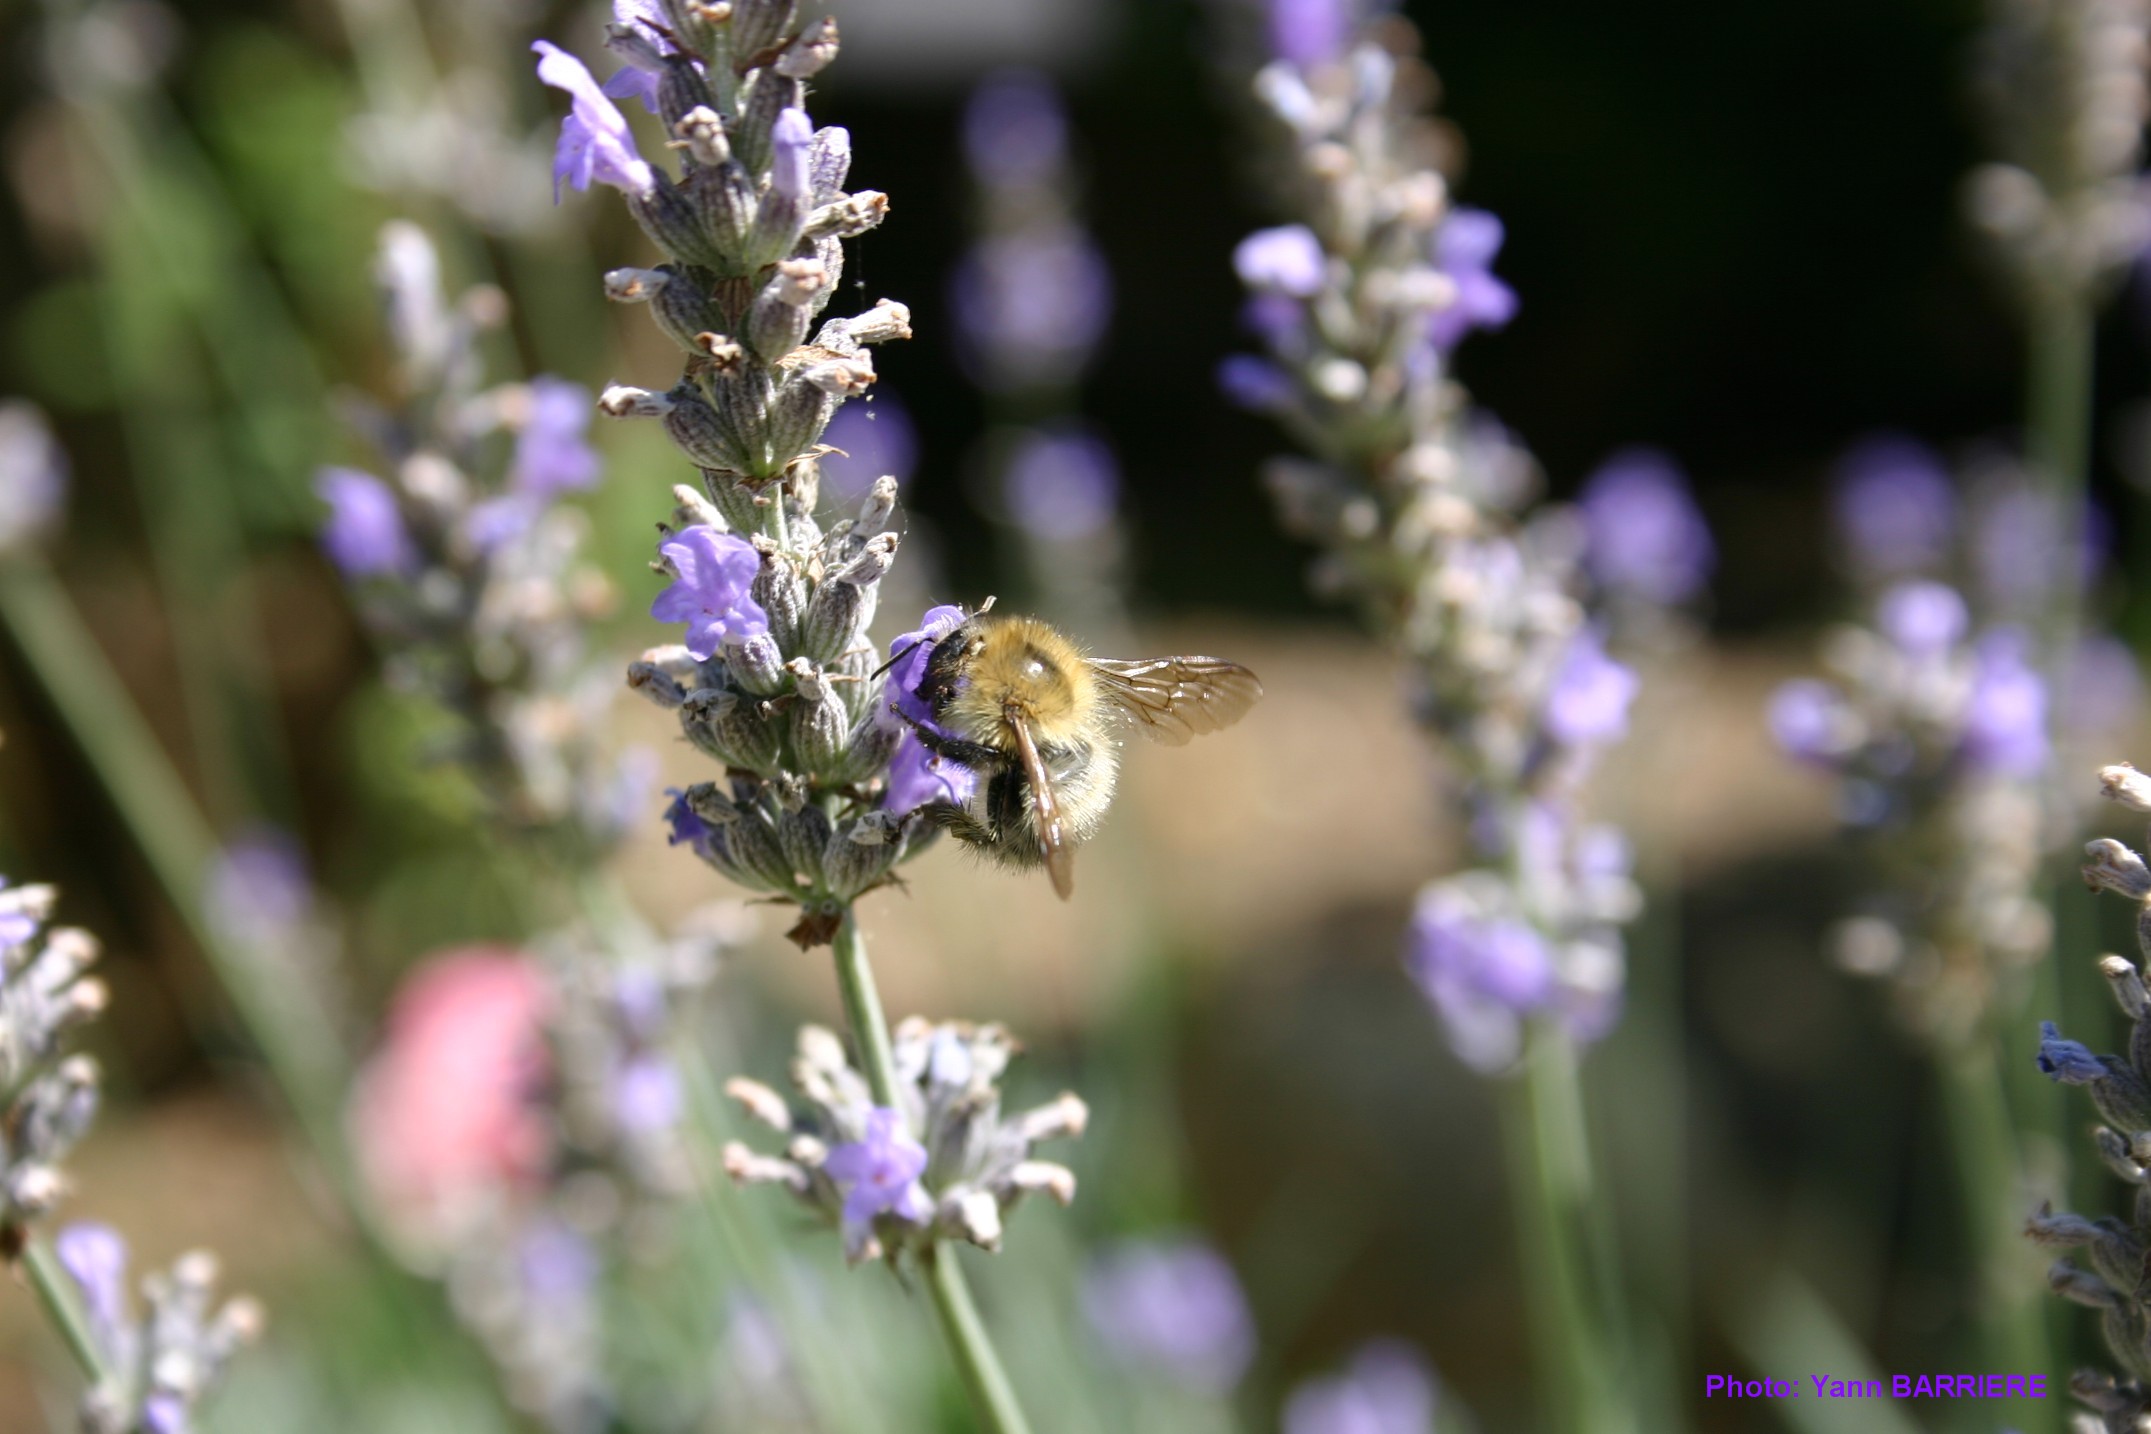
[978, 595, 998, 615]
[871, 639, 919, 681]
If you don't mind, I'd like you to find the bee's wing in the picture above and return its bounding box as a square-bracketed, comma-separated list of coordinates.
[1086, 656, 1264, 747]
[1006, 709, 1078, 900]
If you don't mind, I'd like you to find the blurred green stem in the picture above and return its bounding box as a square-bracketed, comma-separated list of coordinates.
[23, 1236, 107, 1387]
[831, 912, 1034, 1434]
[0, 558, 355, 1207]
[1500, 1024, 1635, 1434]
[2025, 286, 2094, 662]
[1937, 1037, 2053, 1423]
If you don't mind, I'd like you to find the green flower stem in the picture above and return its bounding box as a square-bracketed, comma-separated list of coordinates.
[2025, 286, 2095, 661]
[23, 1236, 108, 1387]
[1499, 1023, 1636, 1434]
[0, 559, 361, 1218]
[1938, 1036, 2054, 1421]
[830, 911, 1033, 1434]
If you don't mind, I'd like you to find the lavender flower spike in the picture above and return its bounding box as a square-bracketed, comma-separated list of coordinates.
[533, 41, 655, 200]
[1284, 1341, 1441, 1434]
[1080, 1237, 1255, 1393]
[1577, 448, 1714, 606]
[1236, 225, 1328, 297]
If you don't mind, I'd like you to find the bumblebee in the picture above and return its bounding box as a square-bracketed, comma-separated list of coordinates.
[890, 611, 1262, 899]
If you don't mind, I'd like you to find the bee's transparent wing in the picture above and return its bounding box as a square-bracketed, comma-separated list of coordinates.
[1086, 656, 1264, 747]
[1006, 711, 1077, 899]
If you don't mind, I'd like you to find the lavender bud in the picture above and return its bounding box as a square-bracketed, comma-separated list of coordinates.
[2094, 1125, 2145, 1182]
[751, 544, 804, 649]
[629, 179, 729, 270]
[685, 160, 758, 259]
[671, 482, 729, 532]
[1006, 1161, 1077, 1206]
[2050, 1259, 2122, 1309]
[681, 689, 782, 771]
[648, 268, 728, 352]
[800, 533, 894, 662]
[809, 124, 852, 203]
[730, 633, 787, 695]
[674, 105, 731, 168]
[748, 259, 825, 358]
[803, 192, 890, 242]
[605, 266, 671, 303]
[858, 475, 899, 537]
[628, 660, 690, 709]
[946, 1188, 1003, 1251]
[598, 384, 675, 419]
[821, 821, 900, 899]
[778, 18, 839, 78]
[826, 714, 897, 786]
[662, 385, 753, 471]
[2102, 763, 2151, 813]
[723, 1077, 792, 1131]
[712, 804, 796, 894]
[722, 1142, 811, 1194]
[2103, 955, 2151, 1020]
[2086, 838, 2151, 900]
[787, 659, 850, 770]
[776, 804, 832, 888]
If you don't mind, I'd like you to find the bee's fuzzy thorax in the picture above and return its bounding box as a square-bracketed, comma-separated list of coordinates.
[943, 615, 1097, 744]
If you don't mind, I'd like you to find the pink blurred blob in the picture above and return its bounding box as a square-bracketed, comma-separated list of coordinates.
[349, 946, 554, 1247]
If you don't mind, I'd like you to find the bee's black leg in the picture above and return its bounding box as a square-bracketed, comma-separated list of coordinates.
[886, 704, 1006, 770]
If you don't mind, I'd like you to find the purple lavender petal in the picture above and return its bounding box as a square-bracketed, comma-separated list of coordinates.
[1768, 680, 1842, 765]
[534, 40, 656, 199]
[1830, 433, 1955, 578]
[1428, 208, 1517, 351]
[650, 526, 769, 660]
[204, 825, 312, 951]
[54, 1222, 128, 1351]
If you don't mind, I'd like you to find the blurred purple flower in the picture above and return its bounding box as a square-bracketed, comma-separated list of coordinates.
[1284, 1341, 1439, 1434]
[0, 400, 67, 549]
[1235, 225, 1327, 298]
[520, 1217, 598, 1300]
[1972, 485, 2104, 612]
[512, 377, 600, 497]
[142, 1394, 186, 1434]
[1959, 628, 2048, 776]
[820, 394, 918, 507]
[1242, 292, 1305, 345]
[822, 1107, 935, 1249]
[2066, 635, 2144, 735]
[1428, 209, 1517, 351]
[1080, 1238, 1255, 1394]
[205, 825, 312, 951]
[1542, 630, 1638, 747]
[951, 227, 1112, 389]
[533, 41, 655, 200]
[1269, 0, 1352, 68]
[770, 107, 812, 200]
[650, 526, 768, 660]
[1768, 680, 1842, 765]
[964, 69, 1068, 187]
[2035, 1020, 2106, 1084]
[1219, 355, 1295, 411]
[464, 495, 541, 553]
[1831, 434, 1955, 578]
[1004, 427, 1120, 541]
[55, 1222, 128, 1351]
[1405, 889, 1557, 1070]
[614, 1054, 683, 1133]
[1576, 447, 1714, 605]
[315, 466, 416, 578]
[1875, 580, 1967, 657]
